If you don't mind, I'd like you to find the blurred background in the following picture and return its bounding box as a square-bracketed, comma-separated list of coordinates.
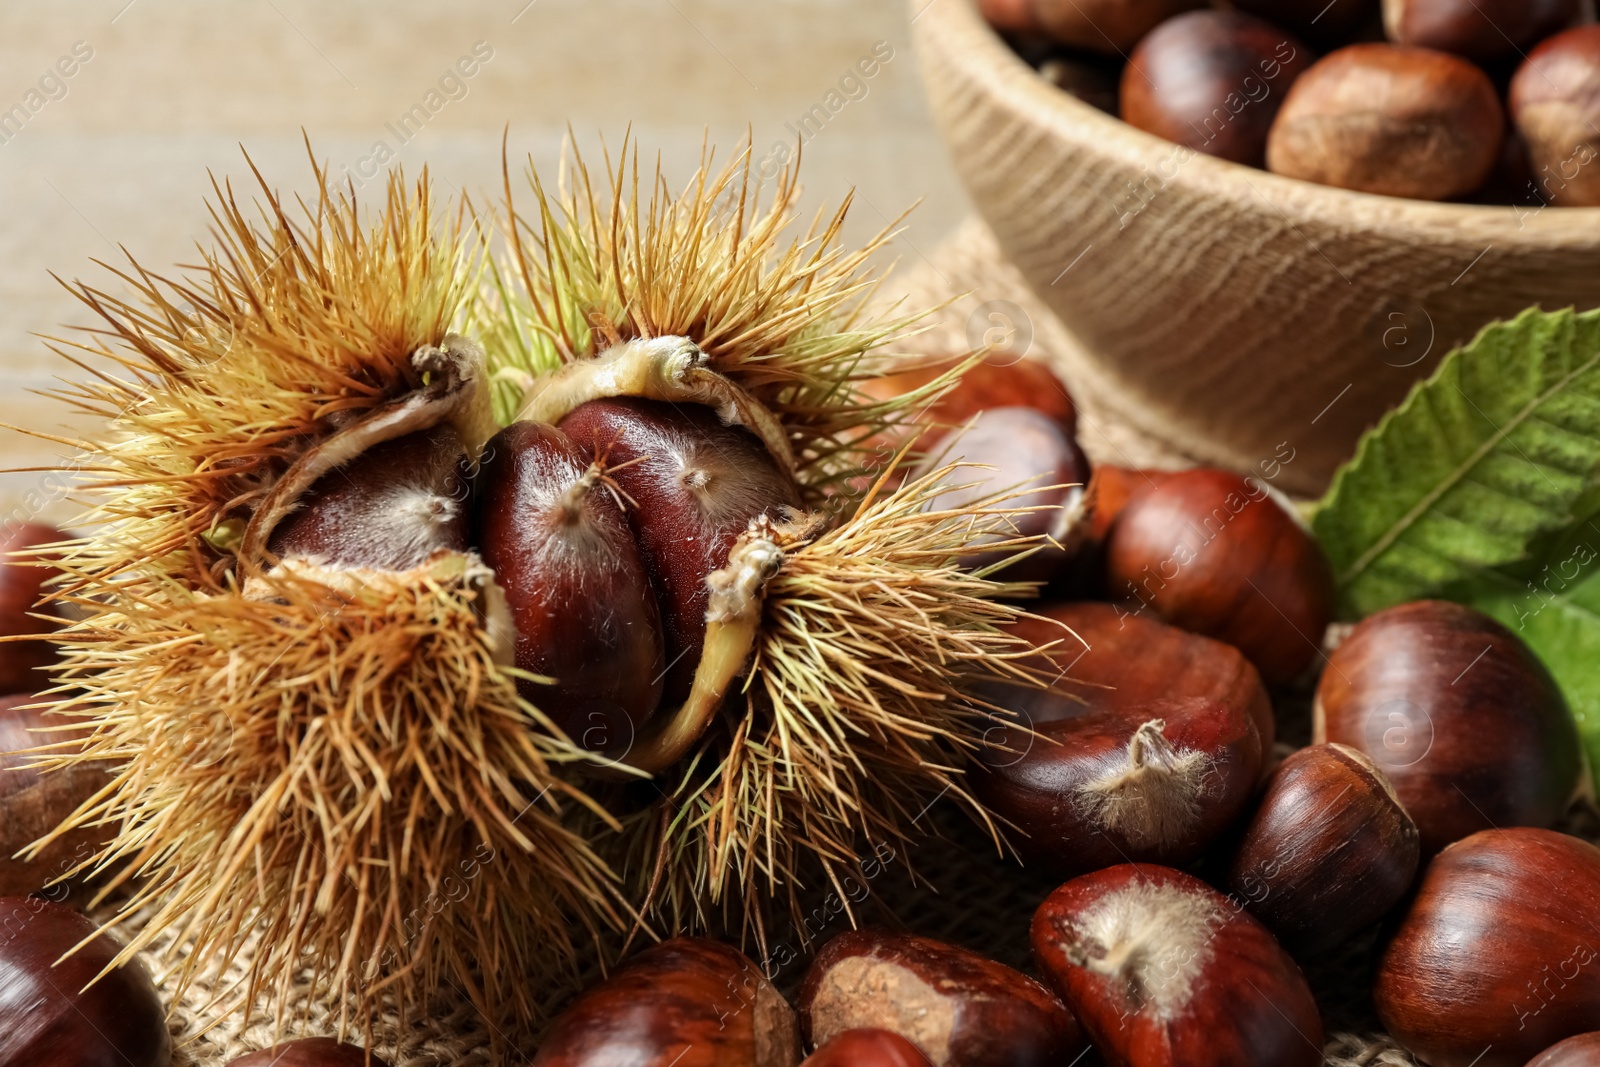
[0, 0, 969, 512]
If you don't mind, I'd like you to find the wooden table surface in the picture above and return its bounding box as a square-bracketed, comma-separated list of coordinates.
[0, 0, 971, 522]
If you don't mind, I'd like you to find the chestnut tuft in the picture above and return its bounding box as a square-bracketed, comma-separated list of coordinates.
[1510, 25, 1600, 207]
[1225, 742, 1420, 954]
[1383, 0, 1579, 64]
[268, 425, 470, 571]
[1266, 43, 1505, 200]
[1315, 600, 1581, 855]
[802, 1029, 933, 1067]
[475, 420, 665, 751]
[0, 896, 171, 1067]
[1374, 828, 1600, 1067]
[914, 406, 1090, 582]
[1032, 0, 1205, 54]
[558, 397, 802, 705]
[975, 602, 1269, 877]
[1103, 467, 1334, 684]
[1121, 10, 1313, 166]
[0, 693, 113, 897]
[227, 1039, 390, 1067]
[530, 937, 800, 1066]
[1529, 1033, 1600, 1067]
[798, 930, 1085, 1066]
[0, 522, 67, 695]
[1032, 864, 1323, 1067]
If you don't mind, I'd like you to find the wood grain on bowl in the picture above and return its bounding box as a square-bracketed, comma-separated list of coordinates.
[912, 0, 1600, 495]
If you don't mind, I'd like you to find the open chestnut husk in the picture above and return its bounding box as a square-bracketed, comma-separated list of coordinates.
[1374, 828, 1600, 1067]
[802, 1030, 933, 1067]
[530, 937, 800, 1066]
[1529, 1033, 1600, 1067]
[1033, 863, 1323, 1067]
[0, 523, 67, 695]
[0, 693, 113, 897]
[227, 1040, 389, 1067]
[1103, 468, 1333, 684]
[1225, 742, 1419, 954]
[974, 601, 1269, 877]
[0, 897, 171, 1067]
[1315, 600, 1581, 855]
[798, 930, 1084, 1066]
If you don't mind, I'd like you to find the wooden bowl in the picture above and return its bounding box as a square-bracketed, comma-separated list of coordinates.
[911, 0, 1600, 495]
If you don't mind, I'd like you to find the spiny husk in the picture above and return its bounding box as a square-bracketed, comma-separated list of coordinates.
[622, 462, 1072, 943]
[480, 135, 944, 498]
[27, 156, 621, 1037]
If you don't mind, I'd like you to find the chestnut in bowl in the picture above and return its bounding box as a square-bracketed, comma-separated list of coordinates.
[1383, 0, 1580, 64]
[1511, 25, 1600, 208]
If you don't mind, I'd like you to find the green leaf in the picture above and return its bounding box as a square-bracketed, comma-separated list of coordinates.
[1313, 307, 1600, 617]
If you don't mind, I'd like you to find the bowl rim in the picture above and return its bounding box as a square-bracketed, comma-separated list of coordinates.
[917, 0, 1600, 243]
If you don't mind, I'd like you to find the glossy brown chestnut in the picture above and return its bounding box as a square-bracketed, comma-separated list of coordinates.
[0, 694, 113, 896]
[974, 602, 1270, 877]
[1226, 743, 1419, 954]
[0, 897, 171, 1067]
[0, 523, 66, 694]
[1383, 0, 1579, 64]
[1511, 26, 1600, 207]
[1315, 600, 1581, 855]
[857, 356, 1079, 456]
[1033, 864, 1323, 1067]
[1103, 468, 1334, 684]
[1085, 466, 1176, 542]
[227, 1039, 390, 1067]
[1374, 829, 1600, 1067]
[558, 397, 802, 705]
[268, 425, 470, 571]
[1121, 11, 1313, 166]
[1529, 1033, 1600, 1067]
[914, 407, 1091, 582]
[1266, 43, 1505, 200]
[1233, 0, 1378, 45]
[530, 937, 800, 1067]
[475, 420, 664, 751]
[801, 1030, 933, 1067]
[798, 930, 1085, 1067]
[1033, 0, 1205, 54]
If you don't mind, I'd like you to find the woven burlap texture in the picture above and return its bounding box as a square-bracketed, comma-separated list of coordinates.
[142, 217, 1575, 1066]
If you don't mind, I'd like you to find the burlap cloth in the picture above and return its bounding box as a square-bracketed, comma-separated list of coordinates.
[138, 219, 1593, 1066]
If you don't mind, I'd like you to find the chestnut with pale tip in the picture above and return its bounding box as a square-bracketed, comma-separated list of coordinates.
[801, 1029, 935, 1067]
[798, 930, 1085, 1067]
[0, 693, 114, 897]
[1315, 600, 1581, 855]
[0, 523, 67, 695]
[913, 406, 1091, 583]
[1529, 1033, 1600, 1067]
[1103, 467, 1334, 684]
[1266, 43, 1505, 200]
[1374, 829, 1600, 1067]
[1225, 742, 1420, 954]
[1383, 0, 1579, 64]
[1032, 864, 1323, 1067]
[529, 937, 801, 1067]
[1121, 10, 1313, 166]
[974, 602, 1270, 878]
[1511, 26, 1600, 208]
[0, 897, 171, 1067]
[226, 1039, 390, 1067]
[1032, 0, 1205, 54]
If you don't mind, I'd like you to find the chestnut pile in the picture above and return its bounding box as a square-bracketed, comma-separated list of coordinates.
[529, 356, 1600, 1066]
[987, 0, 1600, 205]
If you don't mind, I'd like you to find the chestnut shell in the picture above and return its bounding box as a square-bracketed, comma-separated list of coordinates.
[802, 1029, 933, 1067]
[0, 523, 66, 695]
[227, 1039, 389, 1067]
[0, 694, 114, 897]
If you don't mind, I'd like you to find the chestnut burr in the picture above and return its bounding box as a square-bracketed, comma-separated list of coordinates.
[530, 938, 800, 1066]
[1225, 742, 1419, 953]
[798, 930, 1085, 1066]
[1315, 600, 1581, 855]
[1374, 828, 1600, 1067]
[1033, 864, 1323, 1067]
[0, 897, 171, 1067]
